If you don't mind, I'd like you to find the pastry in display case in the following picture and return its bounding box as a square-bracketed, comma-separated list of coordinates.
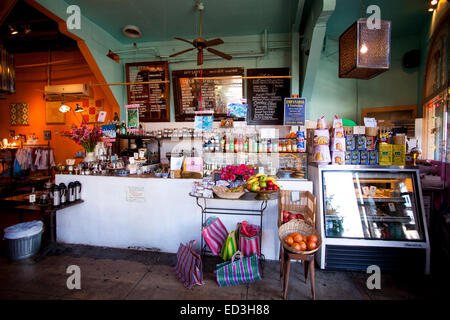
[309, 164, 430, 274]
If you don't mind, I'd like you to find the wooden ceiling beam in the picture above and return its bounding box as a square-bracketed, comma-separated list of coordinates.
[0, 0, 17, 27]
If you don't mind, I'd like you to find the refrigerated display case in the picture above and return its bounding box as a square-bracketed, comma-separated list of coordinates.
[309, 164, 430, 274]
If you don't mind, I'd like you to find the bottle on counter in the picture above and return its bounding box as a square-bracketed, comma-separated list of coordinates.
[225, 135, 230, 153]
[286, 139, 292, 153]
[267, 139, 272, 153]
[230, 135, 235, 153]
[221, 134, 226, 153]
[244, 136, 249, 153]
[272, 139, 278, 153]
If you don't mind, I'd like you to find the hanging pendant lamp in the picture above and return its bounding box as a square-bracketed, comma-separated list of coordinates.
[338, 3, 391, 80]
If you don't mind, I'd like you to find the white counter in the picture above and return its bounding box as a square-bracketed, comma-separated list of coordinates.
[55, 175, 312, 261]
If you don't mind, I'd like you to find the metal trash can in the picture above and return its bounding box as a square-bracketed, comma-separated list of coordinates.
[3, 221, 44, 261]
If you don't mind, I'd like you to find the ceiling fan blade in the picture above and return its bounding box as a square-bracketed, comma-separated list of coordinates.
[206, 48, 232, 60]
[197, 50, 203, 65]
[169, 47, 194, 58]
[205, 38, 224, 47]
[174, 37, 194, 45]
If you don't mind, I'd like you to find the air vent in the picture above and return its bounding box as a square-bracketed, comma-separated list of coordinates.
[122, 25, 142, 38]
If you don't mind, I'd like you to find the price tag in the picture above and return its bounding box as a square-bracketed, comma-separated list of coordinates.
[388, 203, 396, 212]
[129, 157, 135, 164]
[134, 152, 139, 159]
[369, 186, 377, 196]
[29, 194, 36, 203]
[353, 126, 366, 135]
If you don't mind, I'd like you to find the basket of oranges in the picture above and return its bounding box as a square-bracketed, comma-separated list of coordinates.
[278, 219, 321, 255]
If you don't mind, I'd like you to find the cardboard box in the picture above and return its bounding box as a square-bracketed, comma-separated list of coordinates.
[360, 150, 369, 165]
[379, 144, 393, 165]
[346, 135, 356, 151]
[351, 151, 360, 165]
[356, 136, 366, 151]
[365, 136, 375, 150]
[392, 144, 406, 165]
[369, 150, 378, 165]
[345, 151, 352, 165]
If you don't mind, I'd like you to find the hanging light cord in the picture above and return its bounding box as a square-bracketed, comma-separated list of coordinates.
[361, 0, 365, 18]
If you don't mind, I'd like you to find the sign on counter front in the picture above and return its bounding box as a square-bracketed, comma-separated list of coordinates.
[284, 97, 306, 126]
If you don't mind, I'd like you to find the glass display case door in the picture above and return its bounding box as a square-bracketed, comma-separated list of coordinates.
[322, 170, 425, 241]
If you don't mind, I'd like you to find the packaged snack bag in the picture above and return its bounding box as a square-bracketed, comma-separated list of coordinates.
[317, 117, 327, 129]
[392, 144, 406, 165]
[313, 145, 331, 164]
[331, 137, 346, 152]
[313, 129, 330, 146]
[365, 136, 375, 150]
[334, 127, 345, 139]
[333, 117, 343, 129]
[332, 151, 346, 165]
[379, 144, 393, 165]
[369, 150, 378, 165]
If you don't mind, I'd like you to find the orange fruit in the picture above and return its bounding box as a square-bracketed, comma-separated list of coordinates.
[307, 235, 318, 243]
[290, 232, 298, 238]
[307, 241, 317, 251]
[294, 234, 303, 243]
[291, 242, 301, 251]
[299, 241, 307, 251]
[285, 236, 294, 245]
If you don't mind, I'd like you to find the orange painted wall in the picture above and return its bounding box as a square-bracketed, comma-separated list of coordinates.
[0, 48, 113, 164]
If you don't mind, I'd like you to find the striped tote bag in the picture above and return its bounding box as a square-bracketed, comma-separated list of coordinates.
[172, 240, 205, 289]
[216, 251, 261, 287]
[238, 223, 261, 257]
[201, 217, 228, 256]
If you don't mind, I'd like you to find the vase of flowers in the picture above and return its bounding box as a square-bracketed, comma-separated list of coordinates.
[59, 121, 103, 162]
[220, 164, 255, 188]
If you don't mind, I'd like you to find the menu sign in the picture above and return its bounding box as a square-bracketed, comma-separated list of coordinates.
[126, 61, 170, 122]
[246, 68, 290, 125]
[172, 67, 244, 121]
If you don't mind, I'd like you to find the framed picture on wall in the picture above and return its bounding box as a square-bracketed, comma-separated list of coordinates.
[125, 104, 140, 129]
[10, 103, 29, 126]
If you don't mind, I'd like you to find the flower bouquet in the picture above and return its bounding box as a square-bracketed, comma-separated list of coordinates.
[59, 121, 103, 161]
[220, 164, 255, 189]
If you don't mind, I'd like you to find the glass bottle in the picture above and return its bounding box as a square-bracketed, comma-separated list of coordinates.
[267, 139, 272, 153]
[230, 135, 235, 153]
[244, 136, 249, 153]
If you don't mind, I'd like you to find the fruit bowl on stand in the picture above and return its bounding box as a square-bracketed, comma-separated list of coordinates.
[278, 219, 321, 255]
[245, 174, 280, 200]
[251, 189, 278, 200]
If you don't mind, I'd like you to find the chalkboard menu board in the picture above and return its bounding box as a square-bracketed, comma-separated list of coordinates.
[246, 68, 290, 125]
[126, 61, 170, 122]
[172, 67, 244, 122]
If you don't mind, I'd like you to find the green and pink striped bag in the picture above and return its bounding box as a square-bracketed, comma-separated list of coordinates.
[215, 251, 261, 287]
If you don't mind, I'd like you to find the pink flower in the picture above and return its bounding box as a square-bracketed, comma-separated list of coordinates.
[244, 175, 250, 180]
[230, 174, 236, 181]
[221, 174, 225, 180]
[250, 169, 255, 175]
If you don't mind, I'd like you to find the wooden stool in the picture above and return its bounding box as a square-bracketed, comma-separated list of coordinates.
[280, 247, 316, 300]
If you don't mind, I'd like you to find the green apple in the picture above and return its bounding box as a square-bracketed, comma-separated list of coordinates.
[251, 183, 259, 192]
[259, 175, 268, 183]
[259, 181, 267, 188]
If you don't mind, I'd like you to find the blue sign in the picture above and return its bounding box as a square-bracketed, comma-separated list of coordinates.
[284, 98, 306, 126]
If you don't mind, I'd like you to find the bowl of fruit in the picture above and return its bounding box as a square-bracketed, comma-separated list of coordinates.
[246, 174, 280, 200]
[278, 219, 321, 255]
[212, 186, 245, 199]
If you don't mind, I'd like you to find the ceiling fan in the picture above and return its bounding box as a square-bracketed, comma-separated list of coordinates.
[169, 2, 232, 65]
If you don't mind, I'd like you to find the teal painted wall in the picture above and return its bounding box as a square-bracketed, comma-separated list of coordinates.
[309, 33, 424, 124]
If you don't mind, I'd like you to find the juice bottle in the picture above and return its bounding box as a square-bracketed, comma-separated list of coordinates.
[287, 139, 292, 152]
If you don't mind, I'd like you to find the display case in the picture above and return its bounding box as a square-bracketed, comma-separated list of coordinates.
[309, 164, 430, 274]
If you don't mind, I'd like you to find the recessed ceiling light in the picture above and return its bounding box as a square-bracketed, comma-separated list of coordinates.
[431, 0, 438, 5]
[122, 25, 142, 38]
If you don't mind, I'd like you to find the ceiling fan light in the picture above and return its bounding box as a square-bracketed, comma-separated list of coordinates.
[122, 25, 142, 38]
[59, 104, 70, 113]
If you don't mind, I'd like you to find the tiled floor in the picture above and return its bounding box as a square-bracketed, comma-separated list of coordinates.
[0, 244, 445, 300]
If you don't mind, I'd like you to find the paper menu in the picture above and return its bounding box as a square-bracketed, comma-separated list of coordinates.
[170, 156, 184, 171]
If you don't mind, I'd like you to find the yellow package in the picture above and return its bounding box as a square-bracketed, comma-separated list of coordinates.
[379, 144, 393, 165]
[392, 144, 406, 165]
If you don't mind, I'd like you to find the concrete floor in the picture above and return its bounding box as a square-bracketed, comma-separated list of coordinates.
[0, 243, 445, 300]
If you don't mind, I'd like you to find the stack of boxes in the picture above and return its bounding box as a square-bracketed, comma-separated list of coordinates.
[344, 128, 378, 165]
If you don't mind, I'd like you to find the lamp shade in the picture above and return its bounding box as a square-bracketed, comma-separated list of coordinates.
[59, 104, 70, 113]
[339, 18, 391, 79]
